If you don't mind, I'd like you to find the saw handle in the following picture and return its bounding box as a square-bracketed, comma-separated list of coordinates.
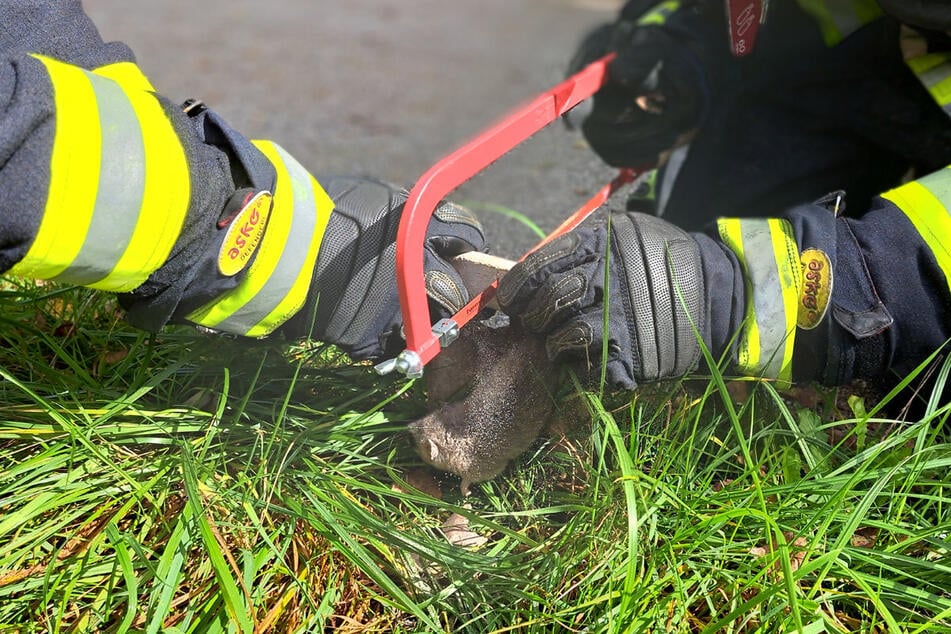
[387, 54, 636, 377]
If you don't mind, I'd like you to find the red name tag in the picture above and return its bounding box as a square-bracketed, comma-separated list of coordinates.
[725, 0, 763, 57]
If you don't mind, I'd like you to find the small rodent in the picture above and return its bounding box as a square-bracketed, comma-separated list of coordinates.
[408, 316, 561, 494]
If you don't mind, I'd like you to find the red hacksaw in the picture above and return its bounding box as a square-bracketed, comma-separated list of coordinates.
[375, 54, 639, 378]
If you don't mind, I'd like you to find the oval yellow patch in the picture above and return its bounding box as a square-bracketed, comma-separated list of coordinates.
[797, 248, 832, 330]
[218, 190, 272, 277]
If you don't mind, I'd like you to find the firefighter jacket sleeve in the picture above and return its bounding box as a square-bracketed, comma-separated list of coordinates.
[0, 1, 485, 360]
[574, 0, 951, 230]
[713, 172, 951, 388]
[498, 167, 951, 390]
[569, 0, 900, 200]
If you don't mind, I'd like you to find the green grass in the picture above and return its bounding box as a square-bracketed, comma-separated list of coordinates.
[2, 280, 951, 633]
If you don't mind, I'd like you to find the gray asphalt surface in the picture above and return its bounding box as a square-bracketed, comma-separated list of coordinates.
[84, 0, 623, 258]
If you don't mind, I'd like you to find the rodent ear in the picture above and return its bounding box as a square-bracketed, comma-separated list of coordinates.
[426, 439, 440, 461]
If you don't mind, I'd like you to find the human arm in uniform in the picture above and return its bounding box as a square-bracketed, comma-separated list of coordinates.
[498, 0, 951, 390]
[0, 1, 485, 360]
[498, 168, 951, 390]
[567, 0, 951, 228]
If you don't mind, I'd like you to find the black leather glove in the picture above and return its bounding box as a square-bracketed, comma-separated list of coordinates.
[281, 175, 485, 360]
[497, 210, 704, 390]
[567, 1, 710, 167]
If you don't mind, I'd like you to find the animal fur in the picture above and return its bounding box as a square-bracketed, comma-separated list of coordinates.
[408, 318, 560, 494]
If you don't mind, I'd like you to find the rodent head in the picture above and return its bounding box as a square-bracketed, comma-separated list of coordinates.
[407, 319, 560, 494]
[409, 402, 487, 476]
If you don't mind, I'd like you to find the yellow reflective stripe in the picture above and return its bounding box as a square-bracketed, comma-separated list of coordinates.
[850, 0, 884, 25]
[637, 1, 680, 26]
[717, 217, 800, 384]
[796, 0, 882, 46]
[796, 0, 843, 45]
[881, 168, 951, 292]
[719, 218, 759, 363]
[94, 68, 190, 291]
[252, 148, 334, 334]
[9, 56, 189, 291]
[186, 157, 295, 331]
[92, 61, 155, 93]
[186, 146, 295, 332]
[770, 219, 802, 384]
[906, 53, 951, 108]
[10, 56, 101, 281]
[629, 169, 658, 204]
[643, 169, 659, 200]
[53, 72, 146, 286]
[187, 142, 333, 336]
[929, 79, 951, 109]
[907, 53, 951, 75]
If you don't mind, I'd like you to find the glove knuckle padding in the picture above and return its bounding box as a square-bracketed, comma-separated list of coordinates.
[429, 201, 485, 255]
[613, 213, 704, 382]
[521, 270, 588, 333]
[547, 320, 594, 360]
[433, 201, 481, 232]
[497, 209, 703, 389]
[497, 232, 583, 312]
[424, 267, 468, 315]
[425, 200, 485, 314]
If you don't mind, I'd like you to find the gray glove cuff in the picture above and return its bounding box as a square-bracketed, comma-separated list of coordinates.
[612, 213, 705, 382]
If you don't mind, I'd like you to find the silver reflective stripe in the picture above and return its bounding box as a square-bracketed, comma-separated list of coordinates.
[908, 53, 951, 112]
[743, 221, 790, 378]
[53, 71, 145, 286]
[918, 63, 951, 93]
[720, 219, 796, 380]
[212, 145, 317, 334]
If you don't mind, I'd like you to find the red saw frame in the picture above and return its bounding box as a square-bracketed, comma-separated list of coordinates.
[376, 54, 640, 378]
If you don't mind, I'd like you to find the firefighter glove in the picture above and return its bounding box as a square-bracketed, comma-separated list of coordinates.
[280, 175, 486, 360]
[497, 210, 704, 390]
[567, 3, 708, 167]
